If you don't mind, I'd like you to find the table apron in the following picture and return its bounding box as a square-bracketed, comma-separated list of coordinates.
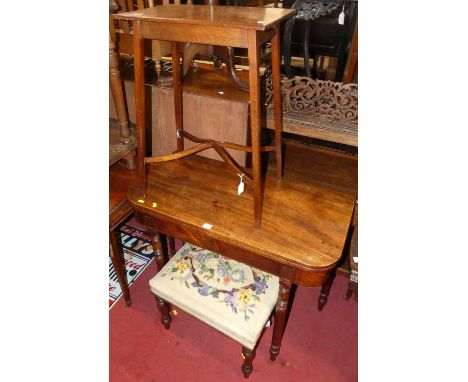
[135, 210, 334, 287]
[140, 21, 249, 48]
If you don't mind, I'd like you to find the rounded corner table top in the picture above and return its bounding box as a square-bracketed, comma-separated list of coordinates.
[128, 154, 356, 274]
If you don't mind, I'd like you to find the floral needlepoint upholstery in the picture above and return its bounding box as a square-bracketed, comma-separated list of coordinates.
[149, 243, 279, 350]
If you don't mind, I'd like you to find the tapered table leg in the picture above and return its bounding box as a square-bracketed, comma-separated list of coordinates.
[109, 230, 132, 307]
[172, 42, 184, 152]
[270, 279, 292, 361]
[248, 29, 263, 228]
[132, 20, 146, 197]
[271, 25, 284, 179]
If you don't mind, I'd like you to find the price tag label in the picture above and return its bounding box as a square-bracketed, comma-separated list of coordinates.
[237, 173, 245, 195]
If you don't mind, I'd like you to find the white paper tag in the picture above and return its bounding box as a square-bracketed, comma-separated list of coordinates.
[338, 6, 345, 25]
[352, 256, 358, 264]
[237, 174, 245, 195]
[202, 223, 213, 230]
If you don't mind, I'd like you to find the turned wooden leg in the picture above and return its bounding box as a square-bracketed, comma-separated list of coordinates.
[241, 347, 256, 378]
[150, 229, 171, 329]
[343, 281, 353, 301]
[168, 236, 176, 256]
[270, 279, 292, 361]
[109, 38, 132, 145]
[318, 270, 336, 311]
[344, 278, 358, 301]
[109, 230, 131, 307]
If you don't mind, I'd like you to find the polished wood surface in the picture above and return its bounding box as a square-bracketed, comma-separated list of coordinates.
[110, 163, 138, 215]
[120, 5, 295, 226]
[151, 78, 249, 166]
[114, 5, 296, 31]
[109, 164, 138, 307]
[129, 140, 356, 365]
[128, 143, 356, 280]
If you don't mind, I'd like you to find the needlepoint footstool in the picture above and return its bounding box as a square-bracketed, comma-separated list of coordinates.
[149, 243, 279, 377]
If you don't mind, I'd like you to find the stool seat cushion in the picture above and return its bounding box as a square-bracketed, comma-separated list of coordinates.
[149, 243, 279, 350]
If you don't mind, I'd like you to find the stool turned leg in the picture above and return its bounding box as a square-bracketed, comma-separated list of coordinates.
[318, 270, 336, 311]
[270, 279, 292, 361]
[241, 347, 256, 378]
[150, 230, 172, 329]
[109, 230, 131, 307]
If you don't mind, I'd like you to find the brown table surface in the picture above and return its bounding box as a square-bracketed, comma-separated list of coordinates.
[128, 141, 356, 279]
[113, 5, 296, 31]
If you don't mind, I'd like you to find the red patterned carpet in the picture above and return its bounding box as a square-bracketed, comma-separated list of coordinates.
[109, 257, 357, 381]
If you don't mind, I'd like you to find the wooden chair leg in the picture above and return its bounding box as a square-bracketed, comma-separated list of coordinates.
[109, 230, 132, 307]
[241, 347, 256, 378]
[270, 279, 292, 361]
[318, 269, 336, 311]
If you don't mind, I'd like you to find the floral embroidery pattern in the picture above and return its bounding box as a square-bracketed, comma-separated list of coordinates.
[161, 244, 273, 321]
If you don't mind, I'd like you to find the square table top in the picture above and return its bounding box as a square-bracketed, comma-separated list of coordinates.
[113, 5, 296, 31]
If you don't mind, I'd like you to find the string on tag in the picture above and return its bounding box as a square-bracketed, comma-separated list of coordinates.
[237, 173, 245, 195]
[338, 5, 345, 25]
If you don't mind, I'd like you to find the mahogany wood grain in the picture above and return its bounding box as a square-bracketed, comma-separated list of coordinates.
[128, 154, 356, 283]
[270, 279, 291, 360]
[129, 141, 356, 362]
[270, 24, 283, 179]
[241, 347, 256, 378]
[132, 20, 147, 197]
[109, 164, 138, 307]
[247, 29, 263, 227]
[171, 41, 184, 152]
[115, 6, 296, 224]
[114, 5, 296, 31]
[148, 229, 172, 329]
[110, 229, 132, 307]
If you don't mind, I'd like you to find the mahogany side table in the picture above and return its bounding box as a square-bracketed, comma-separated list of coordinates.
[114, 5, 296, 227]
